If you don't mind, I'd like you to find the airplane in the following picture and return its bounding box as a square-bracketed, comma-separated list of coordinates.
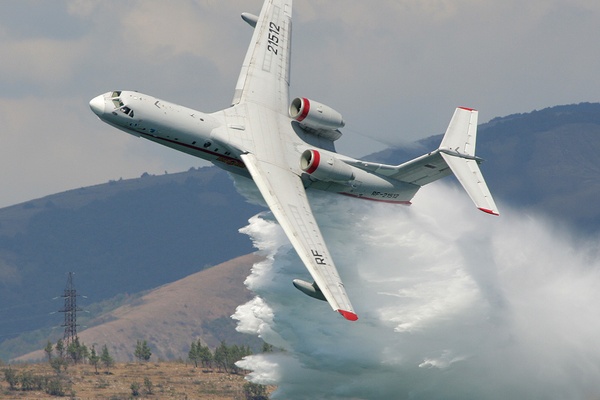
[89, 0, 498, 322]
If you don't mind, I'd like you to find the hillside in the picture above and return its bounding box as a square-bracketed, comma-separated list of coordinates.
[15, 253, 263, 363]
[0, 167, 262, 360]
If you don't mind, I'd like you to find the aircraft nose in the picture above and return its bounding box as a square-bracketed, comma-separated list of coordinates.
[89, 94, 105, 116]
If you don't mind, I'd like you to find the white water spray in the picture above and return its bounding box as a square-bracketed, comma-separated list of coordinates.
[233, 182, 600, 399]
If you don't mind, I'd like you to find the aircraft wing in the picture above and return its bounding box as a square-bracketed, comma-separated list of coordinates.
[240, 153, 358, 321]
[232, 0, 292, 115]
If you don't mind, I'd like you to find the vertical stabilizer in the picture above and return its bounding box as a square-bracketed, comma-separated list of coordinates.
[440, 106, 478, 156]
[439, 107, 499, 216]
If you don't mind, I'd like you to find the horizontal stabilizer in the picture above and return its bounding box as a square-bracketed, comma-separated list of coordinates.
[440, 153, 499, 215]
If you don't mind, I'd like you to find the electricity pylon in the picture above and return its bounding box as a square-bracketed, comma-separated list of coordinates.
[58, 272, 82, 348]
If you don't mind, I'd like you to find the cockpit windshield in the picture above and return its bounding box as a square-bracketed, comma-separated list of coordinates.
[110, 91, 134, 118]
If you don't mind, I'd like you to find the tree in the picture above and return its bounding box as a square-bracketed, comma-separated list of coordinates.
[243, 381, 269, 400]
[55, 339, 65, 360]
[197, 341, 213, 370]
[130, 382, 141, 397]
[79, 341, 90, 363]
[67, 337, 89, 364]
[50, 357, 67, 374]
[89, 346, 100, 374]
[44, 340, 54, 362]
[228, 344, 252, 375]
[213, 341, 251, 374]
[143, 377, 154, 395]
[46, 378, 66, 396]
[214, 341, 230, 373]
[19, 370, 35, 391]
[100, 345, 114, 372]
[188, 341, 199, 367]
[134, 340, 152, 362]
[189, 339, 213, 370]
[261, 342, 274, 353]
[3, 368, 18, 390]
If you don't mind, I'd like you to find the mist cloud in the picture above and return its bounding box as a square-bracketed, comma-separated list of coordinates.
[233, 184, 600, 399]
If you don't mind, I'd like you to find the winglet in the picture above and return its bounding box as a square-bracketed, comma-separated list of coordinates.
[338, 310, 359, 321]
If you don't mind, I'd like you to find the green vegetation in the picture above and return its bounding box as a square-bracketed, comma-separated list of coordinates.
[243, 381, 269, 400]
[134, 339, 152, 362]
[2, 366, 70, 395]
[89, 345, 100, 373]
[143, 376, 154, 395]
[1, 360, 268, 399]
[100, 345, 114, 372]
[188, 339, 253, 375]
[0, 336, 273, 398]
[188, 339, 213, 369]
[129, 377, 154, 397]
[187, 338, 270, 399]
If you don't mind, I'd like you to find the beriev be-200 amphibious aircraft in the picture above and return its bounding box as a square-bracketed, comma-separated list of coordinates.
[89, 0, 499, 322]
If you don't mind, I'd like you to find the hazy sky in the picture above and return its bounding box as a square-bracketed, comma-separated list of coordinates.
[1, 0, 599, 208]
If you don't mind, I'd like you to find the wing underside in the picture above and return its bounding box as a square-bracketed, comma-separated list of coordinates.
[240, 153, 357, 321]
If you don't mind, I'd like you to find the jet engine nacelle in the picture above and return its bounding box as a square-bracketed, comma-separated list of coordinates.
[289, 97, 345, 131]
[300, 149, 355, 182]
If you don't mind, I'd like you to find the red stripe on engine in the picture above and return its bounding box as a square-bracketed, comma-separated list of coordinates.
[459, 106, 476, 111]
[305, 150, 320, 174]
[297, 98, 310, 122]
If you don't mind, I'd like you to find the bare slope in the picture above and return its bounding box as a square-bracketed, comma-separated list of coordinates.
[17, 253, 262, 362]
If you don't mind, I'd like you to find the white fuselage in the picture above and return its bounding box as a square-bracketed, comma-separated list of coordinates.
[90, 90, 419, 204]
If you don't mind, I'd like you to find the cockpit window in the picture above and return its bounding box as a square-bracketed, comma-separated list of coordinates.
[122, 106, 134, 118]
[110, 91, 134, 117]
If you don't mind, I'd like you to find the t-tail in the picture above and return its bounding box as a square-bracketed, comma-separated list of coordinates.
[438, 107, 499, 216]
